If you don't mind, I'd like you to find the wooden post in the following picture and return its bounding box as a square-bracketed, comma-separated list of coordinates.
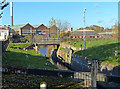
[35, 43, 38, 53]
[91, 60, 98, 89]
[40, 82, 47, 89]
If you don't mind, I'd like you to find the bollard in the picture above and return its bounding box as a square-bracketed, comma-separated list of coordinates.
[40, 82, 47, 89]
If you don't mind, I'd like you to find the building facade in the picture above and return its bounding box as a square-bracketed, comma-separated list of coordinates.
[0, 29, 9, 41]
[49, 25, 59, 37]
[20, 23, 36, 36]
[20, 23, 59, 37]
[36, 24, 49, 37]
[71, 30, 100, 39]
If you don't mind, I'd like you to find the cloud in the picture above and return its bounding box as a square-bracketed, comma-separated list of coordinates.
[97, 20, 104, 23]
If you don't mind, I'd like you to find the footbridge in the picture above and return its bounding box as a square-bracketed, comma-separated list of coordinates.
[33, 38, 60, 45]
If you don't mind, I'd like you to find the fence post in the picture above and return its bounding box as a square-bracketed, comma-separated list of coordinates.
[40, 82, 47, 89]
[91, 60, 98, 89]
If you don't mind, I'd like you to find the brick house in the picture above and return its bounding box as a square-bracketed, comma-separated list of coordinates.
[20, 23, 59, 37]
[36, 24, 49, 37]
[20, 23, 36, 36]
[49, 25, 59, 37]
[71, 29, 100, 39]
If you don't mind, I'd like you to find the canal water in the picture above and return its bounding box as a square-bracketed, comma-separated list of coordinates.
[38, 47, 47, 56]
[38, 46, 69, 70]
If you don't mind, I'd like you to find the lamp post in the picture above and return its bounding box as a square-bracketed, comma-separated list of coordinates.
[30, 27, 33, 42]
[83, 8, 87, 50]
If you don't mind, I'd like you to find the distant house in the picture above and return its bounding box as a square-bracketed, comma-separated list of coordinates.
[98, 32, 113, 39]
[49, 25, 59, 36]
[20, 23, 36, 36]
[0, 29, 9, 41]
[4, 26, 15, 38]
[71, 29, 100, 38]
[19, 23, 59, 37]
[36, 24, 49, 37]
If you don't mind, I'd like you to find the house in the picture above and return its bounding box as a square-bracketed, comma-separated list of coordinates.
[36, 24, 49, 37]
[49, 25, 59, 36]
[98, 32, 113, 39]
[4, 26, 15, 38]
[71, 29, 100, 38]
[20, 23, 59, 37]
[0, 29, 9, 41]
[20, 23, 36, 36]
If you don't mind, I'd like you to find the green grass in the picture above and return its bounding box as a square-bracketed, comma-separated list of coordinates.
[3, 44, 58, 70]
[66, 40, 118, 48]
[9, 42, 32, 48]
[66, 40, 120, 66]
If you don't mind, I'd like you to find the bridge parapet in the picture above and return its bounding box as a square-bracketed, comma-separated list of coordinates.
[33, 38, 60, 44]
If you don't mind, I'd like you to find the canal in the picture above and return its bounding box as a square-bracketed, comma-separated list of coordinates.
[38, 45, 69, 70]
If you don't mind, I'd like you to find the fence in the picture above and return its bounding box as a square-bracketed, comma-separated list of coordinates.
[2, 66, 107, 87]
[33, 38, 60, 43]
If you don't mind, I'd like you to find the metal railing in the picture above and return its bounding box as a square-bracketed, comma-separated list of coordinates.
[33, 38, 60, 43]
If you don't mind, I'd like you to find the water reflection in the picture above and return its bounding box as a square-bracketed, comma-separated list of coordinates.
[38, 46, 69, 70]
[38, 47, 47, 56]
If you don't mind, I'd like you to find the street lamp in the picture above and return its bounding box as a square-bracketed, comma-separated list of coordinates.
[83, 8, 87, 50]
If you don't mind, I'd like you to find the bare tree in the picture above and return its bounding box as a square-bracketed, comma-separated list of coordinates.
[0, 0, 9, 19]
[49, 17, 56, 27]
[56, 20, 71, 41]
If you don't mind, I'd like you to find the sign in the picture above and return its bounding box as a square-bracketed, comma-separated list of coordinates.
[36, 31, 46, 35]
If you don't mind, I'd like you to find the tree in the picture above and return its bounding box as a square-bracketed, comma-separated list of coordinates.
[85, 25, 105, 33]
[57, 20, 70, 31]
[49, 17, 56, 27]
[110, 23, 118, 40]
[49, 17, 71, 40]
[56, 20, 71, 41]
[0, 0, 9, 19]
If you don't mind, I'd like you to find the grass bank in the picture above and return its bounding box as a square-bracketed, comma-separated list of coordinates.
[2, 43, 58, 70]
[9, 42, 32, 48]
[66, 40, 120, 66]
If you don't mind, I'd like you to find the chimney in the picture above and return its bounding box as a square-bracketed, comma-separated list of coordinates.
[10, 2, 13, 26]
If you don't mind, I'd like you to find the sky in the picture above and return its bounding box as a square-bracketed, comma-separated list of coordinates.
[1, 2, 118, 30]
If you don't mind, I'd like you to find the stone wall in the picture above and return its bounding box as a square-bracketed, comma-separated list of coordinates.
[99, 62, 120, 76]
[1, 40, 9, 52]
[60, 42, 83, 50]
[57, 47, 73, 64]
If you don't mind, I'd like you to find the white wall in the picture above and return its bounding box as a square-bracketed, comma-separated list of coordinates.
[0, 29, 9, 41]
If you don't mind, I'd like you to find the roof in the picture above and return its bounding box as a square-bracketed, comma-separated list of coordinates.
[71, 30, 99, 36]
[50, 25, 59, 30]
[37, 24, 48, 30]
[76, 29, 94, 31]
[0, 29, 9, 32]
[10, 24, 25, 30]
[9, 24, 60, 31]
[10, 24, 41, 30]
[98, 32, 113, 35]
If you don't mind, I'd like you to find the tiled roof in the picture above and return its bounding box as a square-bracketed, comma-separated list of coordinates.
[10, 24, 25, 30]
[10, 24, 48, 30]
[71, 30, 99, 36]
[10, 24, 60, 31]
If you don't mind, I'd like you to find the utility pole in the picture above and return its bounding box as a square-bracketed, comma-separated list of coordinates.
[83, 8, 87, 50]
